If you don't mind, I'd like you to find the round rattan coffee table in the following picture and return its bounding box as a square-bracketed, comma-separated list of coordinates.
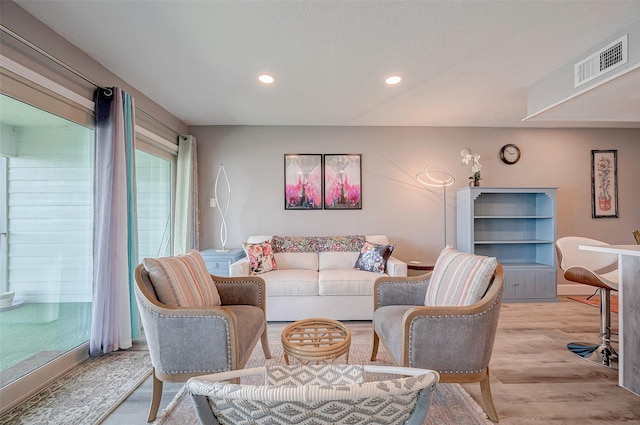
[281, 318, 352, 365]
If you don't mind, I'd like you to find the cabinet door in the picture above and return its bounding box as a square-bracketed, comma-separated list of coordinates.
[504, 268, 556, 301]
[205, 260, 230, 276]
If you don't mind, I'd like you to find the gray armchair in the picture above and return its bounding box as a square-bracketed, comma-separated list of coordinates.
[134, 263, 272, 422]
[370, 264, 504, 422]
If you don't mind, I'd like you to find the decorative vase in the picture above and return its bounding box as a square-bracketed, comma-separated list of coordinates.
[470, 181, 480, 187]
[0, 292, 15, 309]
[599, 196, 611, 211]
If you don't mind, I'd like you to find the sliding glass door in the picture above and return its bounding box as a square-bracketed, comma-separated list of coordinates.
[135, 150, 172, 263]
[0, 94, 177, 395]
[1, 158, 7, 293]
[0, 94, 94, 388]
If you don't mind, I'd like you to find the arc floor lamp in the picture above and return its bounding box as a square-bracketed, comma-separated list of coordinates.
[416, 163, 455, 247]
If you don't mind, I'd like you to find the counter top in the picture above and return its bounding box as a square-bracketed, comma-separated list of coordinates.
[580, 245, 640, 257]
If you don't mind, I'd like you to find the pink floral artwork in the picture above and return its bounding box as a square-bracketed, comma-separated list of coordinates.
[324, 154, 361, 209]
[285, 154, 322, 209]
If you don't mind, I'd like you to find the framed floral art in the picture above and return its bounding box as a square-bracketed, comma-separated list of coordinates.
[284, 154, 323, 210]
[324, 154, 362, 210]
[591, 149, 618, 219]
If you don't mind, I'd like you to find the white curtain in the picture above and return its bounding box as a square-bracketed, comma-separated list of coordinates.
[90, 87, 138, 357]
[173, 135, 200, 255]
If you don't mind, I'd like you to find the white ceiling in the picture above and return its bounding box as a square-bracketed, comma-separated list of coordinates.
[12, 1, 640, 128]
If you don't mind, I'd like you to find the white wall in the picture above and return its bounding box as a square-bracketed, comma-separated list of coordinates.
[192, 125, 640, 285]
[4, 125, 94, 303]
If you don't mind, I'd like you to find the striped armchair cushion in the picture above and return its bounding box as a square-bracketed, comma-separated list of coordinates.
[143, 250, 221, 307]
[425, 246, 497, 306]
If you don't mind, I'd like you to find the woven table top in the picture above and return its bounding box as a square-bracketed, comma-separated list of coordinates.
[281, 318, 352, 364]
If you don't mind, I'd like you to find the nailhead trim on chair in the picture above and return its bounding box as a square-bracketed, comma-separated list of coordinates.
[407, 292, 502, 374]
[137, 297, 233, 372]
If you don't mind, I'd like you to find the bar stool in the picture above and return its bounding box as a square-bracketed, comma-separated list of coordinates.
[556, 236, 619, 369]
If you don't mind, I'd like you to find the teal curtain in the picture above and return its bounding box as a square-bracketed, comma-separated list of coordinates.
[173, 135, 199, 255]
[124, 93, 141, 340]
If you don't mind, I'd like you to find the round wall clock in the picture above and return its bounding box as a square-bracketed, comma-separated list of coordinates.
[499, 144, 521, 164]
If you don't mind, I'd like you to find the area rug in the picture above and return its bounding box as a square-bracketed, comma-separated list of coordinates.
[568, 294, 618, 313]
[0, 350, 152, 425]
[153, 344, 490, 425]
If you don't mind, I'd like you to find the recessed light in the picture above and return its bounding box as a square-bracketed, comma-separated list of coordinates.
[258, 74, 276, 84]
[385, 75, 403, 85]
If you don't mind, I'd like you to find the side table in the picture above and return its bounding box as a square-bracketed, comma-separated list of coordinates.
[407, 261, 434, 277]
[281, 318, 351, 365]
[199, 248, 245, 277]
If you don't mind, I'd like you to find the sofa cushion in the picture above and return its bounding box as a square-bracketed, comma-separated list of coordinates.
[274, 252, 319, 271]
[425, 246, 497, 307]
[373, 305, 413, 363]
[242, 241, 278, 275]
[319, 269, 381, 296]
[224, 305, 266, 363]
[260, 270, 319, 296]
[319, 251, 360, 271]
[365, 235, 390, 245]
[353, 242, 395, 273]
[142, 250, 221, 308]
[247, 235, 273, 244]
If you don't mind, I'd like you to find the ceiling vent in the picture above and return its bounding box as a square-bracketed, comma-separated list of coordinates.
[574, 34, 628, 88]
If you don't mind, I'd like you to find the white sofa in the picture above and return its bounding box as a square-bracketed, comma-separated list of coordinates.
[229, 235, 407, 321]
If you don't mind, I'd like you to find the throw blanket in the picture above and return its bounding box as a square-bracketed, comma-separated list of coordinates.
[270, 235, 366, 253]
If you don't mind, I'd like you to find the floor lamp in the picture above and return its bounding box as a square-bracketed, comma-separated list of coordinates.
[416, 163, 455, 247]
[214, 163, 230, 252]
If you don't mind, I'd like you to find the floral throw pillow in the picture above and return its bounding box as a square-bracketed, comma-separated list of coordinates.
[353, 242, 395, 273]
[243, 241, 278, 275]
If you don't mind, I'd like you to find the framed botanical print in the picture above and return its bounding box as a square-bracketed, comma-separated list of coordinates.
[591, 149, 618, 218]
[284, 154, 323, 209]
[324, 154, 362, 209]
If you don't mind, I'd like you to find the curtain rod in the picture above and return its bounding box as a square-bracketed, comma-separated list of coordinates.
[1, 24, 182, 137]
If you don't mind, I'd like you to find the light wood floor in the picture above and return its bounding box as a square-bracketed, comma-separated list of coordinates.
[103, 297, 640, 424]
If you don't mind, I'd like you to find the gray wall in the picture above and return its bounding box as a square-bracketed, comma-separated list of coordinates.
[192, 125, 640, 268]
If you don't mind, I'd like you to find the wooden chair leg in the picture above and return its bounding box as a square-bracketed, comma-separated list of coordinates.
[147, 368, 163, 422]
[261, 328, 272, 359]
[480, 367, 499, 423]
[370, 331, 380, 361]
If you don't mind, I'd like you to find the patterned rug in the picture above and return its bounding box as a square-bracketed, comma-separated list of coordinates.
[0, 350, 152, 425]
[568, 294, 618, 313]
[153, 344, 490, 425]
